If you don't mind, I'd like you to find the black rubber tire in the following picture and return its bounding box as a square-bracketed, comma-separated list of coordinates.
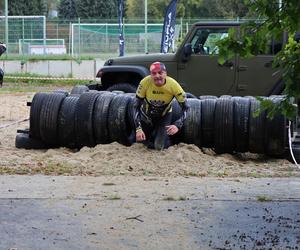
[232, 97, 251, 153]
[201, 98, 216, 148]
[39, 93, 66, 145]
[53, 89, 69, 96]
[265, 96, 288, 157]
[185, 92, 198, 99]
[124, 93, 137, 131]
[75, 92, 101, 147]
[170, 100, 184, 144]
[214, 98, 234, 154]
[15, 133, 47, 149]
[70, 85, 89, 95]
[181, 98, 202, 147]
[108, 94, 134, 146]
[111, 90, 125, 95]
[199, 95, 217, 100]
[220, 95, 232, 99]
[57, 96, 79, 148]
[171, 100, 182, 123]
[93, 92, 116, 144]
[107, 83, 136, 93]
[248, 99, 266, 154]
[29, 92, 49, 139]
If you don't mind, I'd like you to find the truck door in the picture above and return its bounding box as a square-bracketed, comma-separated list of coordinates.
[178, 27, 237, 96]
[236, 41, 282, 96]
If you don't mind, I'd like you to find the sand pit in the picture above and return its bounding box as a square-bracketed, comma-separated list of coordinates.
[0, 92, 299, 177]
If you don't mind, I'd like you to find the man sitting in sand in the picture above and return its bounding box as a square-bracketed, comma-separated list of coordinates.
[134, 61, 189, 150]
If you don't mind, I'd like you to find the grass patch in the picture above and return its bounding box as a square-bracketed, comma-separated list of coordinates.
[163, 196, 176, 201]
[39, 162, 73, 175]
[163, 196, 188, 201]
[3, 73, 93, 85]
[102, 182, 116, 186]
[3, 54, 95, 61]
[0, 167, 31, 175]
[256, 195, 272, 202]
[0, 162, 73, 175]
[0, 77, 94, 93]
[107, 194, 121, 200]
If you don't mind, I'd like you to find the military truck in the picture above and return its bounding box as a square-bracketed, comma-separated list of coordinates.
[91, 21, 287, 96]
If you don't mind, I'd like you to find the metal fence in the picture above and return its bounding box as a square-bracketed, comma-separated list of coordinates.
[0, 16, 230, 59]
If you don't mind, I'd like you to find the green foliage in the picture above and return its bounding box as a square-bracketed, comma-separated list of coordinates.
[76, 0, 118, 19]
[218, 0, 300, 119]
[58, 0, 78, 18]
[9, 0, 47, 15]
[125, 0, 249, 21]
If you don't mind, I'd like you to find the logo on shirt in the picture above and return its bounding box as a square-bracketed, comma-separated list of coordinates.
[152, 90, 164, 95]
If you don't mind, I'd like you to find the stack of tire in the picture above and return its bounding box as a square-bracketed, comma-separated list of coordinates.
[174, 95, 288, 157]
[16, 89, 136, 149]
[16, 87, 289, 158]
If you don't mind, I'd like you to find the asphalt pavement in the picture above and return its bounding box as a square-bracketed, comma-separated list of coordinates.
[0, 176, 299, 250]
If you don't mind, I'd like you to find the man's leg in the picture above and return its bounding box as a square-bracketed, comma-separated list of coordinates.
[141, 118, 155, 148]
[153, 112, 172, 150]
[0, 68, 3, 87]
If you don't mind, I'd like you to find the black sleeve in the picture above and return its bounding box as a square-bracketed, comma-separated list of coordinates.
[172, 100, 189, 129]
[134, 95, 144, 130]
[0, 43, 6, 57]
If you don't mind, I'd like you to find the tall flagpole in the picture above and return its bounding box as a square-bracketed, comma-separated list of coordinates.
[5, 0, 8, 54]
[144, 0, 148, 54]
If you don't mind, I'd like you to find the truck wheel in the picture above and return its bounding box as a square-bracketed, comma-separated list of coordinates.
[70, 85, 89, 95]
[201, 98, 216, 148]
[58, 96, 79, 148]
[214, 98, 234, 153]
[107, 83, 136, 93]
[15, 133, 47, 149]
[232, 97, 250, 153]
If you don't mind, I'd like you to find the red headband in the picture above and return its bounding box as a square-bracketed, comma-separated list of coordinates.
[150, 62, 166, 73]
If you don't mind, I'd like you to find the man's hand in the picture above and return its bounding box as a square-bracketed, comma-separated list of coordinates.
[166, 125, 179, 135]
[136, 129, 146, 141]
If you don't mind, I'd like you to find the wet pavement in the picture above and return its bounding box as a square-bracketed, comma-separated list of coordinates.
[0, 176, 299, 249]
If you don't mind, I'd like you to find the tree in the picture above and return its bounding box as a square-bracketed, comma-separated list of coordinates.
[217, 0, 300, 119]
[125, 0, 249, 21]
[58, 0, 78, 18]
[199, 0, 249, 19]
[8, 0, 47, 15]
[76, 0, 118, 19]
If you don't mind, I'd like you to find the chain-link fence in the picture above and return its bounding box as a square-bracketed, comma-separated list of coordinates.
[0, 16, 232, 59]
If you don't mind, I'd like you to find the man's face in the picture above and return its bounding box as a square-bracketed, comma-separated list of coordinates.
[150, 69, 167, 86]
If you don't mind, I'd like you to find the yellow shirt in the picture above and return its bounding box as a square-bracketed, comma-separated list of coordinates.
[136, 75, 186, 117]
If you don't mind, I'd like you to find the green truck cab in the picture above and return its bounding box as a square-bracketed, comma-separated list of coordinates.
[93, 21, 284, 96]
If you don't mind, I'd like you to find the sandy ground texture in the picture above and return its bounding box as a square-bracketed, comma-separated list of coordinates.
[0, 91, 299, 177]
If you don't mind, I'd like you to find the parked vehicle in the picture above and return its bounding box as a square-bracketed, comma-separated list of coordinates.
[91, 21, 287, 96]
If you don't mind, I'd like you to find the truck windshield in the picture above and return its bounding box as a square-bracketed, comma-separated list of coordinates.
[190, 28, 228, 55]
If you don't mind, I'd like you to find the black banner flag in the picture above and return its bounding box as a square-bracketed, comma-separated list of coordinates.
[118, 0, 125, 56]
[160, 0, 177, 54]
